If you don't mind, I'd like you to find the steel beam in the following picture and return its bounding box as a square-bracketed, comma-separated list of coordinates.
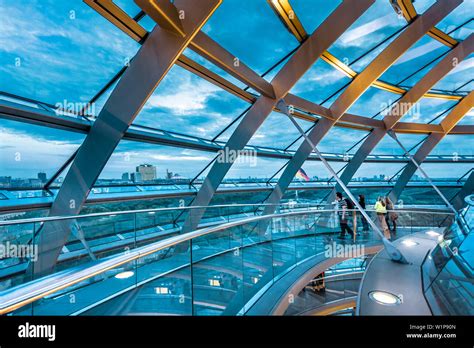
[389, 91, 474, 204]
[180, 0, 375, 234]
[281, 100, 408, 263]
[32, 0, 221, 275]
[452, 171, 474, 210]
[263, 0, 462, 216]
[332, 33, 473, 196]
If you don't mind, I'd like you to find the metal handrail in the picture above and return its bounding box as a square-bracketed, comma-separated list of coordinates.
[0, 201, 452, 226]
[0, 202, 322, 226]
[0, 207, 454, 314]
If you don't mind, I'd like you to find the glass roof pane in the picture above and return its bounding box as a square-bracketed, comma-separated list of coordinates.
[432, 54, 474, 92]
[0, 0, 140, 105]
[138, 14, 156, 32]
[327, 0, 407, 66]
[201, 0, 298, 75]
[113, 0, 142, 18]
[290, 0, 342, 34]
[435, 1, 474, 41]
[371, 133, 428, 155]
[413, 0, 437, 14]
[133, 64, 250, 139]
[347, 87, 398, 118]
[398, 187, 460, 206]
[431, 134, 474, 155]
[289, 59, 351, 105]
[418, 162, 473, 179]
[98, 140, 215, 184]
[398, 98, 458, 124]
[457, 109, 474, 125]
[381, 35, 449, 85]
[0, 119, 84, 184]
[293, 161, 346, 182]
[247, 111, 312, 150]
[352, 162, 406, 181]
[316, 127, 369, 154]
[222, 157, 288, 182]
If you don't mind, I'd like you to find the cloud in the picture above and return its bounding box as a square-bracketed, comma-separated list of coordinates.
[341, 14, 394, 46]
[145, 71, 221, 115]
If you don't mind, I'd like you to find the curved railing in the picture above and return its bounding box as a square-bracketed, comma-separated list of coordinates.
[421, 195, 474, 315]
[0, 206, 453, 316]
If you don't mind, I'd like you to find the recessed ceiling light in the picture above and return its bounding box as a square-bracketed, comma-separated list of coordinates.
[426, 231, 440, 237]
[368, 291, 401, 306]
[114, 271, 134, 279]
[401, 239, 418, 247]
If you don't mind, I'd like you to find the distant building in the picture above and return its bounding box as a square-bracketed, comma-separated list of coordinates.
[136, 164, 156, 181]
[37, 172, 47, 183]
[0, 176, 12, 187]
[121, 172, 130, 181]
[131, 172, 142, 183]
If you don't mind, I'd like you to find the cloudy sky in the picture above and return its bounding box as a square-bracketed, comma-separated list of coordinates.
[0, 0, 472, 181]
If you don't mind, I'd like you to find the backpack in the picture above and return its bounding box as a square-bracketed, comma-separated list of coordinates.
[344, 198, 355, 210]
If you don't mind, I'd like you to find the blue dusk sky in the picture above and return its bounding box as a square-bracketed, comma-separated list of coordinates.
[0, 0, 472, 181]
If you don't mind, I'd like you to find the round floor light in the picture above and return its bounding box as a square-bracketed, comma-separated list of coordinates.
[368, 290, 401, 306]
[115, 271, 134, 279]
[426, 230, 440, 237]
[401, 239, 419, 247]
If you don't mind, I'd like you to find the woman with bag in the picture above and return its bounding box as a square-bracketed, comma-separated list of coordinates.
[385, 196, 398, 233]
[374, 196, 391, 239]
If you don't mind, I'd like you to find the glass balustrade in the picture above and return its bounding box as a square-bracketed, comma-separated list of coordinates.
[0, 205, 454, 316]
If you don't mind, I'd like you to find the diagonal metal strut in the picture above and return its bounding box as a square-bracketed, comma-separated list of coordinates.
[387, 130, 458, 215]
[278, 100, 409, 264]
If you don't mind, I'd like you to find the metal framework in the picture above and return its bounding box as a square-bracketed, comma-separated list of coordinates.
[33, 0, 222, 274]
[2, 0, 472, 271]
[261, 0, 464, 217]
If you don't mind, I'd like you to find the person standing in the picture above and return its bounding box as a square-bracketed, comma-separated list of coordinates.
[336, 192, 354, 239]
[358, 194, 369, 232]
[385, 196, 398, 233]
[374, 196, 391, 239]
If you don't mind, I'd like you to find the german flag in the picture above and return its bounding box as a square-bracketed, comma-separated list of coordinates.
[295, 168, 310, 181]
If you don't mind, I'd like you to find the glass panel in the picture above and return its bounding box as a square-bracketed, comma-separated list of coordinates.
[97, 140, 215, 185]
[417, 162, 474, 180]
[327, 0, 407, 68]
[436, 0, 474, 40]
[290, 0, 342, 34]
[200, 0, 298, 75]
[347, 87, 398, 118]
[398, 187, 460, 206]
[247, 111, 313, 149]
[292, 161, 346, 182]
[0, 119, 84, 187]
[398, 97, 458, 124]
[222, 156, 288, 183]
[0, 0, 140, 105]
[431, 134, 474, 156]
[289, 59, 351, 105]
[113, 0, 142, 18]
[317, 127, 369, 154]
[381, 35, 449, 86]
[371, 133, 428, 155]
[432, 54, 474, 92]
[133, 64, 250, 139]
[352, 162, 406, 182]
